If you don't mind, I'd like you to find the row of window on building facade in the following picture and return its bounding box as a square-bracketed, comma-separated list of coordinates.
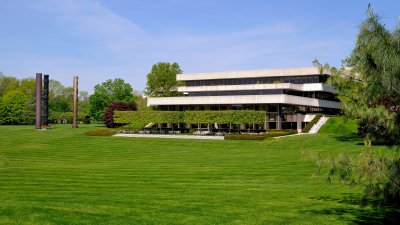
[184, 75, 329, 87]
[157, 104, 339, 114]
[186, 90, 338, 101]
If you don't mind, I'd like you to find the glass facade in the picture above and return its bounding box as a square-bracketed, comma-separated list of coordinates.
[186, 89, 338, 101]
[184, 75, 328, 87]
[157, 104, 340, 115]
[151, 71, 339, 131]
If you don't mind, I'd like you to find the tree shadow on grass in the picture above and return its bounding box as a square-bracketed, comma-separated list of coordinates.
[334, 133, 364, 145]
[305, 194, 400, 225]
[334, 133, 360, 142]
[333, 133, 394, 147]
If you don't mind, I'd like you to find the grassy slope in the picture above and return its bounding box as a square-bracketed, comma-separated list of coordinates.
[0, 118, 394, 224]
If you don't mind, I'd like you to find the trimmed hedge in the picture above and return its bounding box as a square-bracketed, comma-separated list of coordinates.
[114, 111, 184, 129]
[265, 130, 298, 137]
[225, 134, 267, 140]
[302, 114, 323, 133]
[114, 110, 266, 128]
[225, 130, 298, 140]
[84, 129, 116, 136]
[103, 102, 137, 128]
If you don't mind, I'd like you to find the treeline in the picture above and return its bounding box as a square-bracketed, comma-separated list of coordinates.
[0, 73, 89, 125]
[0, 62, 182, 125]
[0, 74, 149, 126]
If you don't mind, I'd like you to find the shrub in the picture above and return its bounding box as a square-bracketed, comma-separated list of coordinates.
[224, 130, 297, 140]
[224, 134, 267, 140]
[265, 129, 298, 137]
[302, 114, 323, 133]
[84, 129, 116, 136]
[104, 102, 137, 128]
[115, 110, 266, 128]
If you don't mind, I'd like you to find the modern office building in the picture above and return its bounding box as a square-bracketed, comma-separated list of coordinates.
[147, 67, 341, 131]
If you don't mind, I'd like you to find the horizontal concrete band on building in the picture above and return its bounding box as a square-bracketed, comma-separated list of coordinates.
[147, 67, 340, 131]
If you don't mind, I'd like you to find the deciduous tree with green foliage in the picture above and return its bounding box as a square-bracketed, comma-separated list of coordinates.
[89, 78, 135, 122]
[0, 90, 29, 125]
[145, 62, 183, 97]
[0, 73, 91, 125]
[314, 5, 400, 205]
[0, 75, 19, 97]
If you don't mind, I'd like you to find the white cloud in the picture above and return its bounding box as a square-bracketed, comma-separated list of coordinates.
[33, 0, 150, 57]
[12, 0, 351, 92]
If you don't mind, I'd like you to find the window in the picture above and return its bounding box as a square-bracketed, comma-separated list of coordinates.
[268, 105, 278, 112]
[270, 77, 279, 83]
[301, 76, 307, 84]
[284, 77, 290, 83]
[307, 76, 314, 83]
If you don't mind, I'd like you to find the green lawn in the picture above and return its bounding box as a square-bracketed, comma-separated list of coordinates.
[0, 118, 397, 224]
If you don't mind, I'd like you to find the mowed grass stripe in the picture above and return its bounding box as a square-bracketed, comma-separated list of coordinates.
[0, 121, 387, 224]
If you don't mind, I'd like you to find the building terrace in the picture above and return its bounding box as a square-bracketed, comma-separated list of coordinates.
[147, 67, 341, 131]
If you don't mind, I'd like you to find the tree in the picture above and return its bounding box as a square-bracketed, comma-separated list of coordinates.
[136, 95, 152, 112]
[0, 74, 92, 125]
[48, 83, 73, 117]
[314, 5, 400, 205]
[78, 91, 90, 123]
[89, 78, 135, 122]
[0, 90, 29, 125]
[0, 75, 19, 97]
[17, 78, 36, 124]
[0, 76, 36, 124]
[103, 102, 137, 128]
[319, 6, 400, 146]
[145, 62, 183, 97]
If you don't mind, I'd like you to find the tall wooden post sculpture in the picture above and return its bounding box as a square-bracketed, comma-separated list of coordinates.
[35, 73, 42, 129]
[43, 74, 49, 128]
[72, 76, 79, 128]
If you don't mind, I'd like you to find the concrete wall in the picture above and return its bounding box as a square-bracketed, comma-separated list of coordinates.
[178, 83, 334, 93]
[177, 67, 330, 81]
[147, 94, 341, 109]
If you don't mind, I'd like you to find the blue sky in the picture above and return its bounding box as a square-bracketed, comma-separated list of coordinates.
[0, 0, 399, 93]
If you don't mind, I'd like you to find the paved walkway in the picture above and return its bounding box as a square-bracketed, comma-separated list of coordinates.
[114, 134, 224, 140]
[309, 116, 329, 134]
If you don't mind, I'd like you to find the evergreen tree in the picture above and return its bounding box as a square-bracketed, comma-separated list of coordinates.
[315, 5, 400, 205]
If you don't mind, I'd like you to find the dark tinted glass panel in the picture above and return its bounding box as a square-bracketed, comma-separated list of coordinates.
[262, 77, 268, 83]
[183, 74, 329, 87]
[268, 105, 278, 112]
[320, 75, 328, 83]
[284, 77, 290, 83]
[270, 77, 279, 83]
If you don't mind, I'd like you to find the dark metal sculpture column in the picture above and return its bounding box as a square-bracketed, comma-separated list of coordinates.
[35, 73, 42, 129]
[43, 74, 49, 128]
[72, 76, 78, 128]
